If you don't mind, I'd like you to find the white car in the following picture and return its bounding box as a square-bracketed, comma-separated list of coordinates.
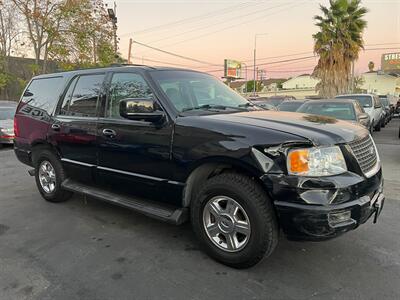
[335, 94, 383, 132]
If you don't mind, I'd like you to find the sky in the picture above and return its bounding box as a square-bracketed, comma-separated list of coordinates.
[107, 0, 400, 79]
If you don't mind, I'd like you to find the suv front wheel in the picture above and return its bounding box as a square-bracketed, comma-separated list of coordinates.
[33, 149, 72, 203]
[191, 172, 278, 269]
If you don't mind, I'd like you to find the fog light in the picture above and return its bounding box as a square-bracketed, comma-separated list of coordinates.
[329, 211, 352, 226]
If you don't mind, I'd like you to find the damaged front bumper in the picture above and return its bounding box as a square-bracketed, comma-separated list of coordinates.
[261, 169, 384, 241]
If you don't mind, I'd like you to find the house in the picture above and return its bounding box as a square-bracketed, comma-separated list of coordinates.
[281, 74, 319, 90]
[260, 78, 287, 92]
[361, 71, 400, 96]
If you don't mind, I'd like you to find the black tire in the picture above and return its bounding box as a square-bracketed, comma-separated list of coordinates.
[375, 120, 381, 132]
[191, 172, 279, 269]
[33, 148, 72, 203]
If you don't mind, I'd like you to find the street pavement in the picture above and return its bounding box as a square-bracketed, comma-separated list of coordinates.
[0, 119, 399, 300]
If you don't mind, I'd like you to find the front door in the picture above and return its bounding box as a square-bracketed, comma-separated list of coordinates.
[96, 71, 178, 203]
[49, 73, 105, 183]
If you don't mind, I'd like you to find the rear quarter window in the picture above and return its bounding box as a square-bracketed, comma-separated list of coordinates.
[21, 76, 64, 114]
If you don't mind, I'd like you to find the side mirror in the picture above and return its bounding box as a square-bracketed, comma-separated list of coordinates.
[119, 98, 165, 122]
[359, 113, 369, 120]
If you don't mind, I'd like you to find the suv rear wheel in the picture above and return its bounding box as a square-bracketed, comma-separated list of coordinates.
[191, 172, 278, 269]
[33, 149, 72, 202]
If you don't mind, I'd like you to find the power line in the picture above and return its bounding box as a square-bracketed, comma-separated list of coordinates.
[136, 2, 305, 53]
[364, 47, 400, 51]
[132, 40, 221, 66]
[120, 1, 255, 37]
[146, 1, 289, 45]
[131, 56, 201, 68]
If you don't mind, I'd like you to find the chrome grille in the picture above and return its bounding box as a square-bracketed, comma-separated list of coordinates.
[348, 135, 378, 176]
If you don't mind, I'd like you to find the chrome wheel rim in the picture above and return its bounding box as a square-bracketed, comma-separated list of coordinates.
[38, 160, 56, 193]
[203, 196, 251, 252]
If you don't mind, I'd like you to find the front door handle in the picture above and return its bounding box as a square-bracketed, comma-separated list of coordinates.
[51, 124, 60, 131]
[102, 128, 116, 138]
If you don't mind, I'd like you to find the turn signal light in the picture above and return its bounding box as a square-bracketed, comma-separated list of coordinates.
[287, 149, 309, 174]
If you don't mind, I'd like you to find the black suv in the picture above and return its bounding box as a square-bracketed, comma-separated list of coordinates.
[14, 66, 385, 268]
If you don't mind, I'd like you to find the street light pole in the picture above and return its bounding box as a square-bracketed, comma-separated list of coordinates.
[253, 33, 268, 96]
[107, 2, 118, 59]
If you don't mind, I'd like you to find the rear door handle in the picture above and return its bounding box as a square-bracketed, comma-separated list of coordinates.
[102, 128, 116, 138]
[51, 124, 60, 131]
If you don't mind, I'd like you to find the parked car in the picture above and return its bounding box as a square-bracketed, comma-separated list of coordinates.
[378, 95, 394, 122]
[278, 100, 308, 112]
[0, 101, 17, 147]
[335, 94, 383, 131]
[249, 98, 277, 110]
[14, 66, 384, 268]
[250, 96, 295, 108]
[297, 99, 371, 129]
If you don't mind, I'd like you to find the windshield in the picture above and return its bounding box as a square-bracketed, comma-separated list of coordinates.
[336, 95, 372, 108]
[297, 102, 356, 120]
[0, 107, 15, 120]
[150, 71, 250, 112]
[278, 101, 304, 112]
[379, 98, 389, 106]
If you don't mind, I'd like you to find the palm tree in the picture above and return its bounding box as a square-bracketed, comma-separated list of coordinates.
[312, 0, 368, 97]
[368, 61, 375, 72]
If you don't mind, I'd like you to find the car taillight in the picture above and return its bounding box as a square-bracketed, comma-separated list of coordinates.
[14, 117, 19, 137]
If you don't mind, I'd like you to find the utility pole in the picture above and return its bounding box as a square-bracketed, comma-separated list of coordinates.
[127, 38, 133, 64]
[253, 34, 268, 96]
[107, 2, 118, 59]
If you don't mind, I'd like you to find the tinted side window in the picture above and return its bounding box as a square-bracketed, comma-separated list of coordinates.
[60, 77, 78, 115]
[21, 77, 64, 114]
[61, 74, 104, 117]
[107, 73, 153, 118]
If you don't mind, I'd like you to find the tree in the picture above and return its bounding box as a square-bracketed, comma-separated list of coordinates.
[246, 80, 264, 93]
[48, 0, 117, 70]
[353, 75, 365, 92]
[368, 61, 374, 72]
[12, 0, 81, 73]
[0, 0, 24, 97]
[312, 0, 368, 97]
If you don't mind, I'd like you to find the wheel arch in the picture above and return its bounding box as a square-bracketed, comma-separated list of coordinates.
[182, 156, 264, 208]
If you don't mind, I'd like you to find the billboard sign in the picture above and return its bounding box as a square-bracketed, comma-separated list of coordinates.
[224, 59, 242, 79]
[381, 53, 400, 73]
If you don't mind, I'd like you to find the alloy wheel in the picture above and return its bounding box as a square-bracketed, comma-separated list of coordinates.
[38, 160, 57, 194]
[203, 196, 251, 252]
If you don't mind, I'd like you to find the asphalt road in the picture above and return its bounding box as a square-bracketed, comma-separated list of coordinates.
[0, 119, 399, 300]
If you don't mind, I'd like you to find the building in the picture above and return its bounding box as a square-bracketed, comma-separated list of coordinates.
[260, 78, 287, 92]
[281, 74, 319, 90]
[361, 71, 400, 96]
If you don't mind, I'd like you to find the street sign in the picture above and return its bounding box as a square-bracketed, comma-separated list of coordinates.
[224, 59, 242, 79]
[381, 53, 400, 73]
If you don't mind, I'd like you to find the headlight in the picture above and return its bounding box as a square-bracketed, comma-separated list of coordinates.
[0, 128, 13, 134]
[287, 146, 347, 176]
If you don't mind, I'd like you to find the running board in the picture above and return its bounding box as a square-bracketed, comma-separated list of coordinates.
[61, 179, 188, 225]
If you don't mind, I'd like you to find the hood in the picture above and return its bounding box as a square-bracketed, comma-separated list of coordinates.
[203, 111, 368, 146]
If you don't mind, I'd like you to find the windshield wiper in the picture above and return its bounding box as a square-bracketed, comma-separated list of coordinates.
[238, 102, 255, 108]
[182, 104, 229, 112]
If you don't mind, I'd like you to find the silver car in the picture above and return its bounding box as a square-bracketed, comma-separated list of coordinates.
[0, 101, 17, 146]
[335, 94, 383, 132]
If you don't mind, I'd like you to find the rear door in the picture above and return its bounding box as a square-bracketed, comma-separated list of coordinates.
[96, 71, 178, 203]
[49, 73, 105, 183]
